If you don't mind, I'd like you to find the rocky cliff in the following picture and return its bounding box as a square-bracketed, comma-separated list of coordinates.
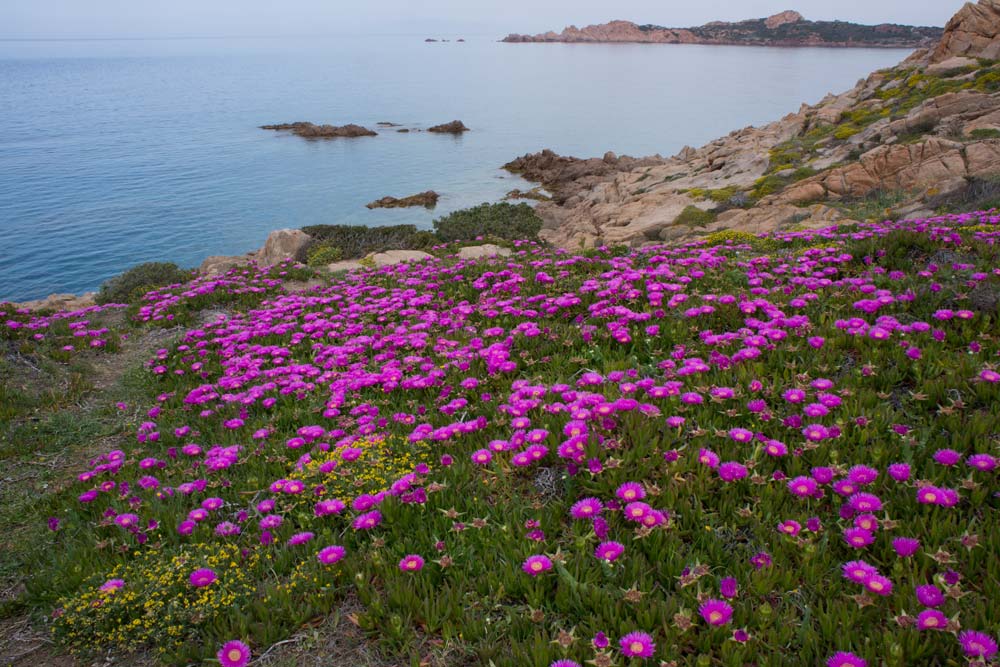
[503, 11, 942, 48]
[505, 0, 1000, 249]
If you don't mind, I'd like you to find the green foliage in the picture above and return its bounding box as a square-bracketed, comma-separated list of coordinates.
[300, 224, 429, 260]
[929, 176, 1000, 214]
[95, 262, 190, 305]
[673, 205, 717, 228]
[432, 203, 542, 242]
[834, 189, 909, 222]
[833, 124, 861, 140]
[968, 128, 1000, 140]
[305, 243, 343, 267]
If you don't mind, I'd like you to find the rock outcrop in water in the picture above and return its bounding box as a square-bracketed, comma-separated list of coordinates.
[502, 11, 942, 48]
[427, 120, 470, 134]
[366, 191, 440, 209]
[504, 0, 1000, 249]
[260, 122, 377, 138]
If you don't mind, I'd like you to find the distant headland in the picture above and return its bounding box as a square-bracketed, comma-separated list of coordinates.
[502, 11, 943, 48]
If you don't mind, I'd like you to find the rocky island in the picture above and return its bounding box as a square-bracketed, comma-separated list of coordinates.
[427, 120, 470, 134]
[503, 10, 943, 48]
[504, 0, 1000, 249]
[366, 191, 440, 209]
[260, 122, 377, 138]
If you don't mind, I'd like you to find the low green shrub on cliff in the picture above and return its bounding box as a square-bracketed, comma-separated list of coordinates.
[300, 224, 436, 260]
[305, 243, 343, 267]
[433, 202, 542, 242]
[673, 205, 716, 228]
[95, 262, 190, 305]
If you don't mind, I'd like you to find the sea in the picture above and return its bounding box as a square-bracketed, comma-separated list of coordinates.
[0, 35, 913, 301]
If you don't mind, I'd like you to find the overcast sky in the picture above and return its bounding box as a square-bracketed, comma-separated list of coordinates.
[2, 0, 964, 40]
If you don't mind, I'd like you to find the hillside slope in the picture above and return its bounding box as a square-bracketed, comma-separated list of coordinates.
[505, 0, 1000, 249]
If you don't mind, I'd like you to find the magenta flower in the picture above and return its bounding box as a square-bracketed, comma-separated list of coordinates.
[888, 463, 910, 482]
[594, 541, 625, 562]
[842, 560, 876, 584]
[317, 545, 346, 564]
[549, 661, 582, 667]
[864, 575, 893, 596]
[842, 527, 874, 549]
[892, 537, 920, 557]
[967, 453, 997, 471]
[717, 461, 748, 482]
[958, 631, 998, 659]
[749, 552, 772, 570]
[916, 609, 948, 631]
[826, 652, 866, 667]
[100, 579, 125, 593]
[720, 576, 738, 598]
[915, 584, 944, 607]
[189, 568, 217, 587]
[615, 482, 645, 502]
[315, 499, 346, 516]
[288, 531, 314, 546]
[398, 554, 425, 572]
[217, 640, 251, 667]
[352, 510, 382, 530]
[619, 631, 655, 658]
[932, 448, 962, 466]
[787, 476, 817, 498]
[522, 555, 552, 576]
[699, 599, 733, 626]
[570, 497, 602, 519]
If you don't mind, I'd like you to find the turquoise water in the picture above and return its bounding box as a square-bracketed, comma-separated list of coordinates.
[0, 36, 912, 300]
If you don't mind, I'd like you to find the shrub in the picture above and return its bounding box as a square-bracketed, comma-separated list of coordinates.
[928, 176, 1000, 213]
[673, 205, 717, 228]
[300, 224, 426, 259]
[968, 128, 1000, 140]
[306, 243, 343, 267]
[95, 262, 190, 305]
[833, 124, 861, 140]
[433, 203, 542, 242]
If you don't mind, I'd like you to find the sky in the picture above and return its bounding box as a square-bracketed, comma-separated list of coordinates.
[1, 0, 965, 40]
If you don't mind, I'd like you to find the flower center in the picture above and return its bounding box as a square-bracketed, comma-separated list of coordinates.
[228, 649, 243, 661]
[629, 641, 644, 653]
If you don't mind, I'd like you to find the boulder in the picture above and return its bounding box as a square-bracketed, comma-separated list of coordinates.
[926, 55, 979, 76]
[427, 120, 470, 134]
[765, 11, 804, 29]
[326, 259, 365, 273]
[456, 244, 512, 259]
[965, 139, 1000, 175]
[199, 255, 251, 276]
[14, 292, 97, 312]
[258, 229, 311, 266]
[366, 191, 440, 209]
[367, 250, 434, 268]
[931, 0, 1000, 63]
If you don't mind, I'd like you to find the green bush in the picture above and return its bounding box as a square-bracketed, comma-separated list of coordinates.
[95, 262, 190, 305]
[968, 128, 1000, 140]
[833, 124, 861, 140]
[433, 203, 542, 242]
[673, 205, 717, 228]
[300, 224, 427, 259]
[306, 243, 343, 267]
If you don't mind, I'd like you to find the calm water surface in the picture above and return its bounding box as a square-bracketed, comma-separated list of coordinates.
[0, 36, 912, 300]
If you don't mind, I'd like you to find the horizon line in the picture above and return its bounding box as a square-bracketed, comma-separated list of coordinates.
[0, 32, 497, 43]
